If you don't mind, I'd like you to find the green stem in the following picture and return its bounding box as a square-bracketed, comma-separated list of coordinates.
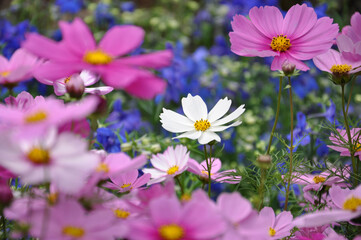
[266, 76, 283, 155]
[203, 145, 212, 197]
[175, 176, 184, 195]
[1, 211, 6, 240]
[258, 168, 267, 210]
[284, 76, 294, 211]
[346, 78, 355, 115]
[341, 84, 357, 185]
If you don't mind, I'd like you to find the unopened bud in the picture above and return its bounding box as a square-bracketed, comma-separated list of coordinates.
[66, 75, 85, 99]
[257, 155, 272, 169]
[282, 61, 296, 76]
[150, 143, 161, 153]
[121, 142, 133, 152]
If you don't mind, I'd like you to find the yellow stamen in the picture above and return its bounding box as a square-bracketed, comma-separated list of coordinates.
[83, 49, 112, 65]
[167, 166, 179, 175]
[1, 71, 10, 77]
[96, 163, 109, 173]
[25, 111, 47, 123]
[354, 143, 361, 152]
[62, 226, 85, 238]
[330, 64, 352, 74]
[48, 193, 58, 205]
[27, 147, 50, 165]
[180, 193, 191, 201]
[121, 183, 132, 189]
[270, 35, 291, 52]
[64, 76, 71, 83]
[159, 224, 184, 240]
[313, 176, 326, 184]
[194, 119, 211, 131]
[113, 209, 130, 219]
[343, 196, 361, 211]
[269, 227, 276, 237]
[201, 170, 212, 176]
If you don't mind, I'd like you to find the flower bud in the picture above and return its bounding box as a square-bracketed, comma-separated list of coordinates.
[282, 61, 296, 76]
[66, 75, 85, 99]
[257, 155, 272, 169]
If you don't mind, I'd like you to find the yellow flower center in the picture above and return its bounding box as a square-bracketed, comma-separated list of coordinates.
[47, 193, 58, 205]
[194, 119, 211, 131]
[343, 196, 361, 211]
[25, 111, 47, 123]
[313, 176, 326, 184]
[83, 49, 112, 65]
[269, 227, 276, 237]
[330, 64, 352, 74]
[354, 143, 361, 152]
[201, 170, 212, 176]
[96, 163, 109, 173]
[270, 35, 291, 52]
[27, 147, 50, 165]
[180, 193, 191, 201]
[1, 71, 10, 77]
[64, 76, 71, 84]
[121, 183, 132, 189]
[159, 224, 184, 240]
[167, 166, 179, 175]
[62, 226, 85, 238]
[114, 209, 130, 219]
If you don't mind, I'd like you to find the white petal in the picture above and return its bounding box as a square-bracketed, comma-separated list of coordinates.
[160, 108, 194, 133]
[198, 131, 221, 145]
[80, 70, 99, 86]
[142, 168, 167, 178]
[209, 121, 242, 132]
[173, 130, 202, 140]
[53, 79, 66, 96]
[211, 104, 245, 127]
[84, 86, 113, 95]
[207, 97, 232, 122]
[181, 94, 208, 122]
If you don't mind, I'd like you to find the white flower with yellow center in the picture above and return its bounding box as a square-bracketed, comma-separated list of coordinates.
[160, 94, 245, 145]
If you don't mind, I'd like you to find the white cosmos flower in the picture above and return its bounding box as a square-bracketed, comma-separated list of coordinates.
[160, 94, 245, 145]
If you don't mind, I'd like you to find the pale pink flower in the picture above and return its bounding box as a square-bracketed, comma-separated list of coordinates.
[128, 195, 226, 240]
[0, 129, 99, 193]
[342, 12, 361, 43]
[4, 91, 37, 110]
[328, 128, 361, 160]
[31, 199, 126, 239]
[23, 18, 172, 99]
[187, 158, 241, 184]
[229, 4, 338, 71]
[259, 207, 293, 239]
[291, 226, 336, 240]
[104, 169, 150, 193]
[143, 145, 190, 185]
[293, 184, 361, 228]
[0, 49, 40, 87]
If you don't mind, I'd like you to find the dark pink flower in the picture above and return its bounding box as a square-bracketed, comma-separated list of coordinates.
[104, 169, 151, 193]
[22, 18, 173, 99]
[229, 4, 338, 71]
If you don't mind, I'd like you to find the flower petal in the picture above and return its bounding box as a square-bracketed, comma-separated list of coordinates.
[313, 49, 341, 73]
[173, 130, 202, 140]
[160, 108, 195, 133]
[115, 50, 173, 69]
[198, 131, 221, 145]
[209, 120, 242, 132]
[211, 105, 245, 127]
[181, 94, 208, 122]
[249, 6, 283, 38]
[207, 97, 232, 123]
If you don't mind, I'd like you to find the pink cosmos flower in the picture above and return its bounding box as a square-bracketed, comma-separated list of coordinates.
[128, 195, 226, 240]
[31, 199, 126, 239]
[291, 226, 344, 240]
[143, 145, 190, 185]
[0, 49, 40, 87]
[0, 94, 98, 138]
[259, 207, 293, 239]
[229, 4, 338, 71]
[342, 12, 361, 44]
[328, 128, 361, 160]
[187, 158, 241, 184]
[0, 129, 100, 193]
[290, 168, 350, 192]
[48, 70, 113, 96]
[293, 184, 361, 228]
[103, 198, 137, 221]
[4, 91, 37, 110]
[104, 169, 151, 193]
[216, 192, 268, 240]
[22, 18, 173, 99]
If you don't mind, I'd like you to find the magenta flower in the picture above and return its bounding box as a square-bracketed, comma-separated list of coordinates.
[291, 226, 345, 240]
[259, 207, 293, 239]
[104, 169, 151, 193]
[4, 91, 37, 110]
[0, 49, 40, 88]
[0, 129, 100, 193]
[293, 184, 361, 228]
[128, 195, 226, 240]
[31, 199, 126, 239]
[23, 18, 173, 99]
[187, 158, 241, 184]
[328, 128, 361, 160]
[143, 145, 190, 185]
[229, 4, 338, 71]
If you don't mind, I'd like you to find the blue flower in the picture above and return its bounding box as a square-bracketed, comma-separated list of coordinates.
[304, 1, 328, 18]
[292, 73, 319, 99]
[95, 127, 122, 153]
[55, 0, 84, 14]
[316, 138, 329, 157]
[121, 1, 135, 12]
[287, 112, 311, 151]
[277, 184, 301, 208]
[94, 3, 116, 28]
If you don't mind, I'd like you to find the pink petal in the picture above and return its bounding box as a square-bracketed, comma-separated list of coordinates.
[282, 4, 317, 39]
[329, 185, 350, 209]
[274, 211, 293, 231]
[149, 197, 182, 226]
[99, 25, 144, 56]
[34, 61, 81, 81]
[123, 74, 166, 99]
[80, 70, 99, 86]
[249, 6, 283, 38]
[259, 207, 276, 227]
[84, 86, 113, 95]
[349, 12, 361, 42]
[313, 49, 341, 73]
[210, 158, 222, 173]
[115, 50, 173, 69]
[271, 53, 309, 71]
[217, 192, 252, 223]
[133, 173, 151, 188]
[59, 18, 96, 56]
[0, 55, 9, 72]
